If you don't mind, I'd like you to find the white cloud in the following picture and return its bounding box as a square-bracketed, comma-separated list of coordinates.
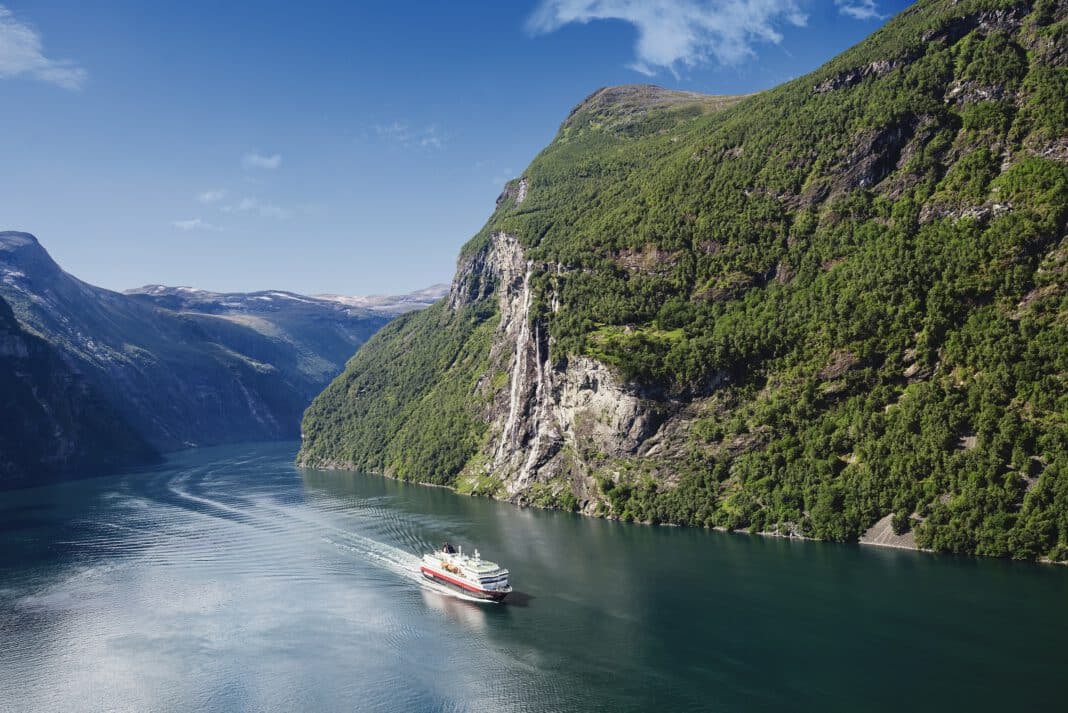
[242, 151, 282, 170]
[526, 0, 808, 75]
[220, 197, 291, 220]
[835, 0, 881, 20]
[419, 129, 443, 149]
[0, 5, 87, 89]
[374, 121, 446, 150]
[197, 189, 226, 204]
[374, 122, 406, 140]
[172, 218, 221, 231]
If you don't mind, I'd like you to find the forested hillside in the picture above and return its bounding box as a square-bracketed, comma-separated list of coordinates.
[301, 0, 1068, 561]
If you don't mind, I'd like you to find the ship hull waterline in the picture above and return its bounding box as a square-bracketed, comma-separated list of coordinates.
[420, 567, 510, 602]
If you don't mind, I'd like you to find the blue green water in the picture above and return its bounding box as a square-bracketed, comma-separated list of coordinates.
[1, 442, 1066, 712]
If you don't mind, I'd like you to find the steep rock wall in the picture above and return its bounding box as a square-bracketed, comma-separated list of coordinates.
[452, 232, 676, 509]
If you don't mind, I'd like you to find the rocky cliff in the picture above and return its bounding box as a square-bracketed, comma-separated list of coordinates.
[300, 0, 1068, 561]
[445, 231, 678, 510]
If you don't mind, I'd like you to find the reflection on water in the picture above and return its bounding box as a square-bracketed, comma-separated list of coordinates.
[1, 442, 1067, 712]
[421, 587, 488, 632]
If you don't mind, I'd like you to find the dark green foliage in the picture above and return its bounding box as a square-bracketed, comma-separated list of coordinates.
[955, 31, 1028, 88]
[301, 0, 1068, 561]
[299, 300, 496, 485]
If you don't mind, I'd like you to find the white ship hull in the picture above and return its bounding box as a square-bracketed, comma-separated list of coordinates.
[420, 543, 512, 602]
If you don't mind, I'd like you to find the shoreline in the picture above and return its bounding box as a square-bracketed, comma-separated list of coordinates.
[298, 459, 1066, 567]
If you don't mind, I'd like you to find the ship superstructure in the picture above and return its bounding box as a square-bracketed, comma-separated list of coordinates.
[420, 542, 512, 602]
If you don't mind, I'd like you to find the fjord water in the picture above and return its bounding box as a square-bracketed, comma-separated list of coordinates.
[2, 443, 1065, 712]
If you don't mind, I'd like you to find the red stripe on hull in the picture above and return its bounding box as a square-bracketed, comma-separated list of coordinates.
[420, 566, 508, 601]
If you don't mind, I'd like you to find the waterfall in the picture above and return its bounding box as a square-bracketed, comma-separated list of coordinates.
[495, 264, 533, 461]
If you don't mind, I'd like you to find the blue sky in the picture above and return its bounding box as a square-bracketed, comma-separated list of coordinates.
[0, 0, 911, 295]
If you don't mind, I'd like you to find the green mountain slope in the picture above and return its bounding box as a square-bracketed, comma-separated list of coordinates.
[300, 0, 1068, 561]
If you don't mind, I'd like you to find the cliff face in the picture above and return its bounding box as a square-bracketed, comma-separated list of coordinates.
[300, 1, 1068, 561]
[448, 231, 675, 510]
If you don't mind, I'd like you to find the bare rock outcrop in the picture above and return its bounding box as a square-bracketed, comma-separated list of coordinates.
[813, 56, 914, 94]
[447, 232, 526, 310]
[836, 117, 919, 192]
[453, 232, 677, 505]
[496, 177, 530, 208]
[921, 4, 1030, 44]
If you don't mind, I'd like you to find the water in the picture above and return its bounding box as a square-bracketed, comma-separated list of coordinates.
[1, 442, 1066, 712]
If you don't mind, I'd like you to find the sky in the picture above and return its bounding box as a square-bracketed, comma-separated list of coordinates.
[0, 0, 912, 296]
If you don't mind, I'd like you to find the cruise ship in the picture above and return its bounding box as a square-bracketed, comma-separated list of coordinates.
[420, 542, 512, 602]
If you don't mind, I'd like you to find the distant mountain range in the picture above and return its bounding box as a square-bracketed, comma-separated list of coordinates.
[310, 285, 451, 315]
[0, 230, 445, 486]
[125, 283, 448, 317]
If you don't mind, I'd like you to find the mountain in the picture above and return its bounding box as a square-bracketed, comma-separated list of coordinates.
[0, 231, 433, 477]
[129, 283, 449, 317]
[0, 293, 156, 487]
[299, 0, 1068, 561]
[312, 284, 450, 315]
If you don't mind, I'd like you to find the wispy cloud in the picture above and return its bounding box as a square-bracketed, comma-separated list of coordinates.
[526, 0, 809, 75]
[835, 0, 882, 20]
[0, 5, 87, 89]
[374, 121, 446, 149]
[197, 189, 226, 204]
[172, 218, 221, 232]
[242, 151, 282, 170]
[220, 197, 291, 220]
